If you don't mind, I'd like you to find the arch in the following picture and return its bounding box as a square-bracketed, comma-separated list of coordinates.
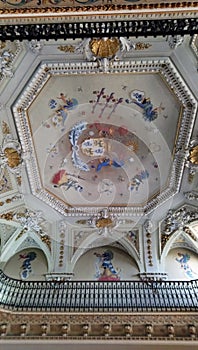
[160, 221, 198, 268]
[71, 231, 143, 272]
[3, 247, 48, 281]
[0, 228, 52, 272]
[72, 243, 140, 281]
[164, 247, 198, 281]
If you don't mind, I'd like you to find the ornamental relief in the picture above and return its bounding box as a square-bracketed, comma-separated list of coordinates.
[0, 311, 198, 340]
[0, 0, 194, 10]
[2, 311, 198, 325]
[160, 205, 198, 251]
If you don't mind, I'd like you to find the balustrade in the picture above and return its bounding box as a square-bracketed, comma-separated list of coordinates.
[0, 270, 198, 312]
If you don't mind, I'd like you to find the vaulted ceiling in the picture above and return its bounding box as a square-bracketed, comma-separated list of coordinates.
[0, 1, 198, 349]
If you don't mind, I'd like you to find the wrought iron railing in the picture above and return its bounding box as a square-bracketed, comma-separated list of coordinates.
[0, 18, 198, 42]
[0, 270, 198, 312]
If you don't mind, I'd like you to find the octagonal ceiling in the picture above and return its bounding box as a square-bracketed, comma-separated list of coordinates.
[12, 54, 197, 215]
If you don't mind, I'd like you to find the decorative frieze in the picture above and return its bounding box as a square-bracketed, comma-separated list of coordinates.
[0, 310, 198, 340]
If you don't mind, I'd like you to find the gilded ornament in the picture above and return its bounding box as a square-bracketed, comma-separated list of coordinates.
[0, 41, 6, 50]
[4, 147, 21, 168]
[95, 217, 113, 228]
[16, 176, 22, 186]
[58, 45, 75, 53]
[0, 211, 14, 220]
[135, 42, 152, 50]
[41, 235, 51, 250]
[89, 38, 120, 58]
[125, 140, 139, 152]
[76, 219, 87, 225]
[2, 121, 10, 135]
[16, 228, 27, 240]
[5, 198, 11, 203]
[189, 144, 198, 165]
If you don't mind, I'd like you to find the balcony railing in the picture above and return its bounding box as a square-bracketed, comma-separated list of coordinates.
[0, 270, 198, 312]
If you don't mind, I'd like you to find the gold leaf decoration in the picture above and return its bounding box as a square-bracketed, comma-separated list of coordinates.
[95, 217, 113, 228]
[4, 148, 21, 168]
[125, 140, 139, 153]
[76, 219, 87, 225]
[0, 41, 6, 50]
[135, 42, 152, 50]
[2, 121, 10, 135]
[0, 211, 14, 221]
[58, 45, 75, 53]
[189, 145, 198, 165]
[90, 38, 120, 58]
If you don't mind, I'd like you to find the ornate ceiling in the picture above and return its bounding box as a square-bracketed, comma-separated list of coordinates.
[13, 56, 187, 213]
[0, 32, 197, 269]
[0, 1, 197, 349]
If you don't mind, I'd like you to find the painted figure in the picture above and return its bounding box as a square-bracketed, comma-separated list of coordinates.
[52, 169, 83, 192]
[49, 94, 78, 130]
[126, 89, 159, 122]
[96, 158, 124, 172]
[128, 170, 149, 191]
[51, 107, 68, 129]
[175, 252, 197, 279]
[19, 251, 37, 280]
[94, 250, 120, 281]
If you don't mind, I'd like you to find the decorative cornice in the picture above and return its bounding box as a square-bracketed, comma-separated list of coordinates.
[0, 310, 198, 340]
[0, 2, 197, 13]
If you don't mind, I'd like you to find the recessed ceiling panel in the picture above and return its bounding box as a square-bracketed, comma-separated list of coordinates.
[13, 59, 196, 215]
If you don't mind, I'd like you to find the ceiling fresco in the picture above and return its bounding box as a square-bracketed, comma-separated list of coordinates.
[13, 55, 196, 214]
[27, 72, 179, 207]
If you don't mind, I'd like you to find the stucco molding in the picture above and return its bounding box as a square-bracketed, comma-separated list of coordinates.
[0, 310, 198, 340]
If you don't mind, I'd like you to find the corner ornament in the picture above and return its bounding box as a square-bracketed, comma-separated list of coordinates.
[185, 137, 198, 182]
[0, 121, 22, 184]
[161, 206, 198, 249]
